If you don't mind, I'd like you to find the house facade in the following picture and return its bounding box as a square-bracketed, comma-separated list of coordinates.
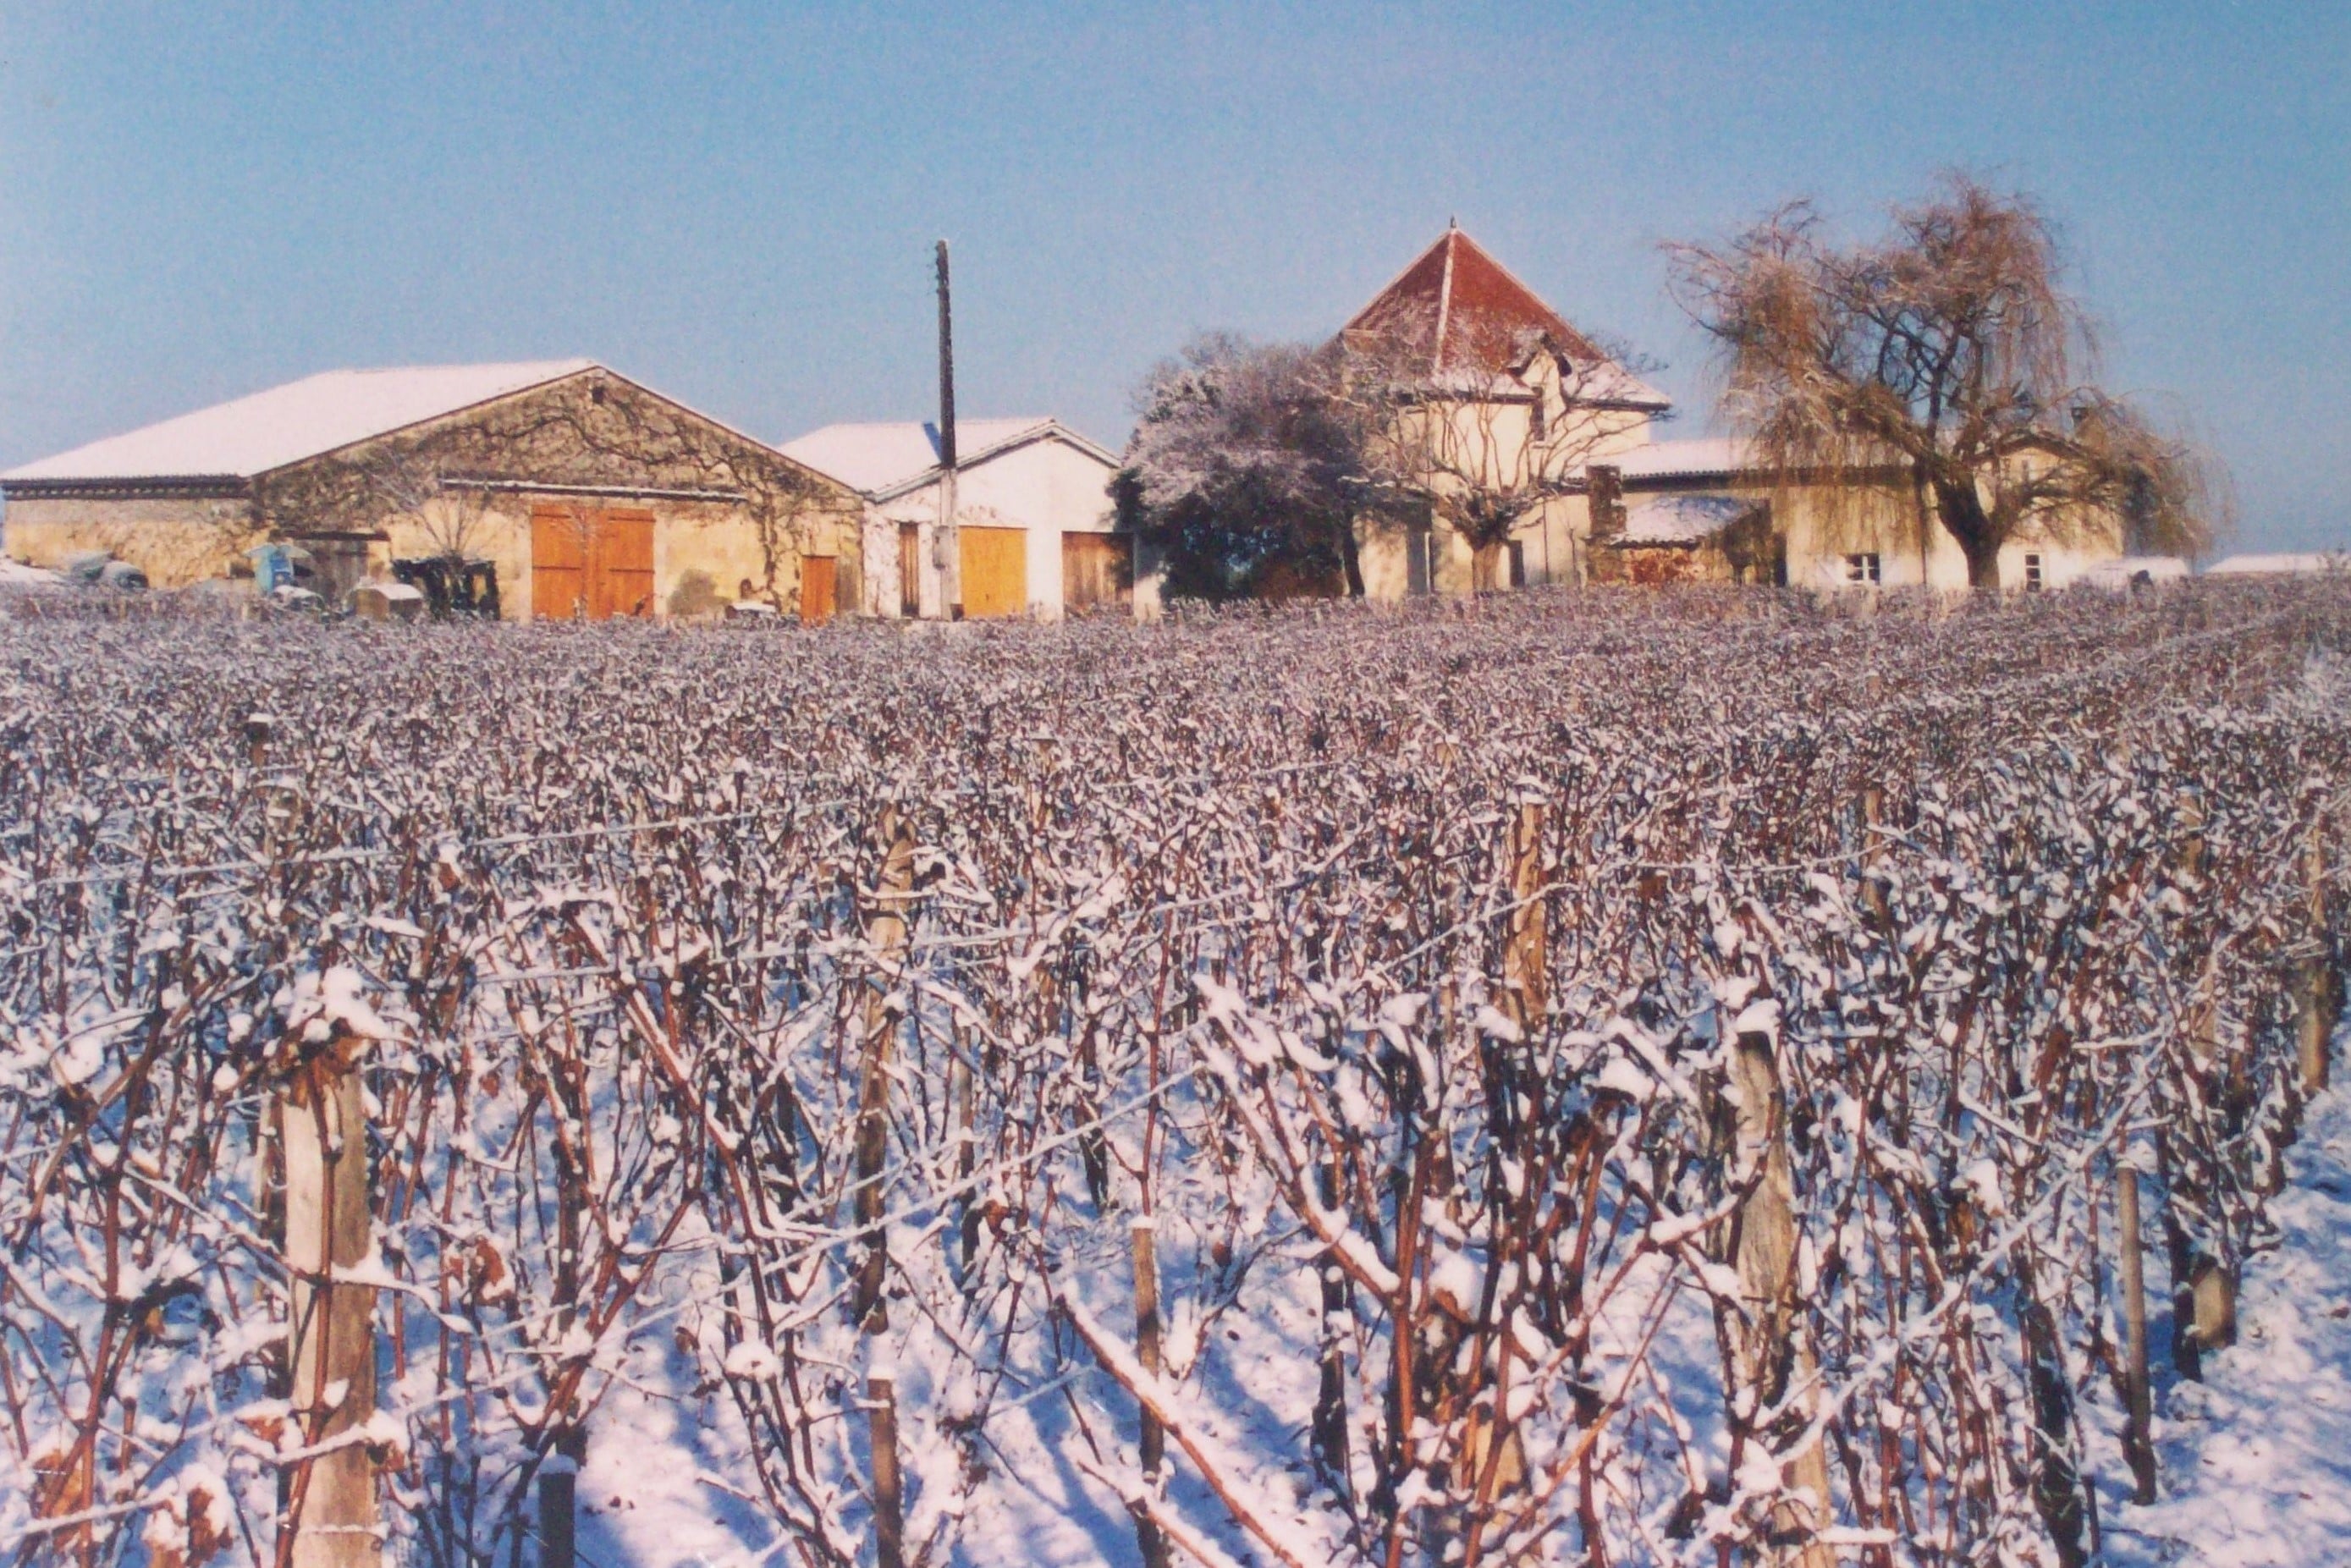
[1337, 225, 1670, 602]
[780, 417, 1126, 620]
[1588, 437, 2130, 592]
[1, 362, 863, 619]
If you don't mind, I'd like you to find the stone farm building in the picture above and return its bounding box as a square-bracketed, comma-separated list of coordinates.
[1213, 224, 2137, 602]
[0, 361, 863, 619]
[1589, 436, 2132, 592]
[780, 417, 1126, 619]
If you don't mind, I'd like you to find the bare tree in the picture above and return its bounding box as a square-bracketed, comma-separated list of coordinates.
[364, 448, 498, 566]
[1669, 174, 2219, 588]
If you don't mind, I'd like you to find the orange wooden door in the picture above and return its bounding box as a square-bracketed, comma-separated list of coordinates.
[898, 521, 922, 616]
[531, 505, 588, 619]
[960, 525, 1027, 619]
[592, 510, 655, 619]
[1060, 532, 1130, 613]
[800, 554, 836, 624]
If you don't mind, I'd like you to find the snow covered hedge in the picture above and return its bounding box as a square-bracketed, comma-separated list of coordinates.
[0, 581, 2345, 1567]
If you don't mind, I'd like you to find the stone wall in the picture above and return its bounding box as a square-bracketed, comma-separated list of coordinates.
[3, 493, 262, 588]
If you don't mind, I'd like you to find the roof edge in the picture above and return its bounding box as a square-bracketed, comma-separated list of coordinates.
[856, 421, 1120, 503]
[2, 475, 252, 501]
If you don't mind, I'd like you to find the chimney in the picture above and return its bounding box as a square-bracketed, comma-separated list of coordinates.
[1587, 464, 1626, 586]
[935, 240, 961, 616]
[1588, 465, 1626, 541]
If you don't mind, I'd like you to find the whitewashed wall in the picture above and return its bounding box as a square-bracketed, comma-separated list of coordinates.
[874, 434, 1119, 619]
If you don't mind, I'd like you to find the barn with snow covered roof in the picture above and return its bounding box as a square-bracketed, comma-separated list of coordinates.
[0, 362, 862, 619]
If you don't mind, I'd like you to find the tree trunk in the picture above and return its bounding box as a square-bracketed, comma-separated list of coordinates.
[1338, 510, 1367, 599]
[1931, 477, 2002, 590]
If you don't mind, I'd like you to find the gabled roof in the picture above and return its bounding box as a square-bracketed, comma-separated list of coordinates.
[1342, 225, 1667, 410]
[3, 360, 599, 485]
[779, 417, 1118, 501]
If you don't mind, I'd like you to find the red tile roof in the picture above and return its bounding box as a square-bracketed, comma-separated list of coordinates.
[1342, 225, 1605, 370]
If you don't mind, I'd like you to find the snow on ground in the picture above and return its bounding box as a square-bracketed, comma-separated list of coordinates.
[0, 558, 63, 586]
[2104, 1058, 2351, 1566]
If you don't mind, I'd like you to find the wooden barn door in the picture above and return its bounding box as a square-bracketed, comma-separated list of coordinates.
[592, 509, 654, 619]
[1060, 532, 1130, 613]
[899, 521, 922, 617]
[531, 506, 587, 619]
[960, 526, 1027, 619]
[800, 554, 837, 624]
[532, 504, 654, 620]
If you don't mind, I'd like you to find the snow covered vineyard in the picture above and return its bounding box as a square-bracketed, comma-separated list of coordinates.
[2, 581, 2349, 1568]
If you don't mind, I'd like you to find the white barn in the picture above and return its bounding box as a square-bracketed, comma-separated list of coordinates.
[780, 418, 1127, 620]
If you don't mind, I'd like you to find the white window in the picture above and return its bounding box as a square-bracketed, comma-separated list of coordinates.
[1844, 553, 1881, 586]
[2023, 552, 2045, 591]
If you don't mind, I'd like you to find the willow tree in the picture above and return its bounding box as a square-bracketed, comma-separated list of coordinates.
[1671, 176, 2216, 587]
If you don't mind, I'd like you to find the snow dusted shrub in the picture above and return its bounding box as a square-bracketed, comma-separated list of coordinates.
[0, 580, 2345, 1566]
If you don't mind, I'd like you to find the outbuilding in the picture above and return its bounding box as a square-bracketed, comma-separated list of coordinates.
[2, 361, 862, 620]
[780, 417, 1126, 619]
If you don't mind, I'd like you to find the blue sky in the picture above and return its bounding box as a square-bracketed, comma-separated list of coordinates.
[3, 2, 2344, 548]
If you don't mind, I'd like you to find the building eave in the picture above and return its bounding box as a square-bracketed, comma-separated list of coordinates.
[1, 476, 251, 502]
[443, 477, 750, 504]
[865, 421, 1118, 505]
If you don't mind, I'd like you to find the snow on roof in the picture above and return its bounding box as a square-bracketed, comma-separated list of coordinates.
[3, 360, 597, 484]
[2078, 555, 2193, 586]
[1615, 493, 1755, 547]
[1608, 437, 1751, 481]
[2204, 553, 2349, 576]
[778, 418, 1116, 498]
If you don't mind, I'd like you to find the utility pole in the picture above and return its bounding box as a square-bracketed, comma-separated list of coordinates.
[935, 239, 961, 619]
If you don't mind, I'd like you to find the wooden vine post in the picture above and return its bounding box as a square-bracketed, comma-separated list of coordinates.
[2115, 1158, 2157, 1505]
[2300, 821, 2339, 1092]
[1502, 795, 1548, 1032]
[1726, 1015, 1835, 1568]
[1858, 784, 1891, 926]
[867, 1356, 907, 1568]
[856, 806, 917, 1568]
[276, 1028, 382, 1568]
